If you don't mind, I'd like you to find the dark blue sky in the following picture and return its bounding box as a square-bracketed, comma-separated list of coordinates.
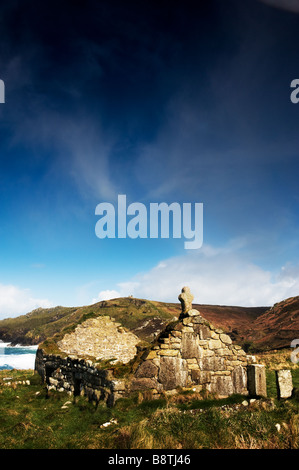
[0, 0, 299, 317]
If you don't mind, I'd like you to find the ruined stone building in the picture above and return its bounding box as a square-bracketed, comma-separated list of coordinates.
[35, 287, 266, 406]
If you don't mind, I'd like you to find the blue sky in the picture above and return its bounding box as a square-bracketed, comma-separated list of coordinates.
[0, 0, 299, 318]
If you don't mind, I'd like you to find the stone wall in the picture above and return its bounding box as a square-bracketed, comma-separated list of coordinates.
[35, 348, 126, 406]
[57, 316, 140, 364]
[130, 309, 249, 398]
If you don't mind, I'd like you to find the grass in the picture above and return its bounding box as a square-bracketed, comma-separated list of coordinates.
[255, 348, 299, 369]
[0, 365, 299, 449]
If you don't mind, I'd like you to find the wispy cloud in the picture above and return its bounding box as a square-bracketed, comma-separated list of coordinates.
[0, 283, 53, 319]
[91, 240, 299, 307]
[259, 0, 299, 13]
[0, 23, 119, 202]
[53, 118, 118, 201]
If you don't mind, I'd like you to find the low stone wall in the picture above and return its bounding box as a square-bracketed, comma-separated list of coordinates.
[130, 311, 249, 398]
[35, 348, 126, 406]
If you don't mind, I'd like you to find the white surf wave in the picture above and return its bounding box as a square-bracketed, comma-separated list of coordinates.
[0, 340, 13, 348]
[0, 340, 38, 349]
[0, 353, 37, 369]
[0, 341, 38, 369]
[12, 344, 39, 350]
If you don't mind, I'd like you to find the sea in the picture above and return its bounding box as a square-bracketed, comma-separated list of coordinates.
[0, 340, 38, 370]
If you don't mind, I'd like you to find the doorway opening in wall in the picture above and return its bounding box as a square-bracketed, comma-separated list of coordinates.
[45, 365, 56, 385]
[73, 377, 82, 396]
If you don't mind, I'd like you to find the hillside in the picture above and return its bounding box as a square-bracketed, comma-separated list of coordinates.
[244, 296, 299, 350]
[197, 297, 299, 350]
[0, 298, 177, 347]
[193, 303, 268, 342]
[0, 295, 298, 351]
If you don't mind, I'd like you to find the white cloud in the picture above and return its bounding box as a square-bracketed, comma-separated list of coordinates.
[91, 241, 299, 307]
[91, 289, 122, 303]
[0, 284, 53, 320]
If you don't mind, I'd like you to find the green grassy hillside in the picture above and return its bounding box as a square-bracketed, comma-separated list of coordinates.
[0, 297, 178, 346]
